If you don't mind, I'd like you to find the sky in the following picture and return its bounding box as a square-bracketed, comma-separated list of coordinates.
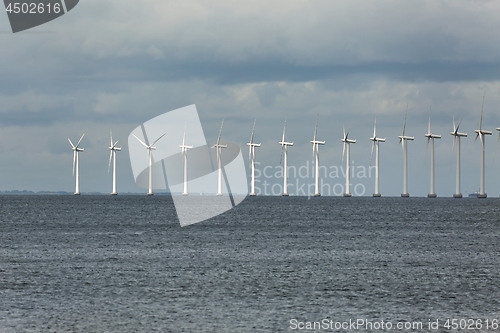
[1, 0, 500, 196]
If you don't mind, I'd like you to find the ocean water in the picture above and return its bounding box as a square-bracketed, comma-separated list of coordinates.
[1, 195, 500, 332]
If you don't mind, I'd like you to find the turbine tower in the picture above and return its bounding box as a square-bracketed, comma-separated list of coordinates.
[108, 132, 121, 195]
[133, 132, 166, 196]
[68, 134, 84, 195]
[310, 118, 325, 197]
[180, 125, 193, 196]
[212, 120, 227, 196]
[247, 120, 261, 196]
[279, 119, 293, 196]
[451, 116, 467, 198]
[474, 94, 492, 198]
[424, 115, 441, 198]
[341, 126, 356, 197]
[370, 118, 385, 197]
[398, 107, 414, 197]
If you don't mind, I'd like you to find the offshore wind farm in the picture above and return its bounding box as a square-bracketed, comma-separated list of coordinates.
[61, 99, 500, 198]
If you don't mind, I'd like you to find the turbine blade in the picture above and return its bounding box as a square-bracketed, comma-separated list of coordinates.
[108, 150, 112, 174]
[474, 132, 479, 143]
[282, 119, 286, 143]
[182, 123, 186, 147]
[217, 120, 224, 146]
[457, 118, 462, 132]
[342, 142, 346, 163]
[75, 134, 85, 148]
[280, 146, 283, 165]
[425, 137, 430, 157]
[373, 117, 377, 138]
[132, 134, 148, 147]
[151, 133, 166, 146]
[68, 138, 75, 149]
[313, 114, 318, 142]
[250, 119, 256, 144]
[402, 104, 408, 137]
[428, 114, 431, 135]
[110, 131, 113, 147]
[479, 92, 485, 130]
[453, 115, 456, 133]
[451, 136, 455, 154]
[73, 151, 76, 176]
[370, 141, 375, 165]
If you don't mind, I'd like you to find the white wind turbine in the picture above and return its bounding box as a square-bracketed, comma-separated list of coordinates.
[424, 115, 441, 198]
[247, 120, 261, 196]
[68, 134, 84, 195]
[398, 106, 414, 197]
[279, 119, 293, 196]
[474, 93, 491, 198]
[341, 126, 356, 197]
[180, 125, 193, 196]
[212, 120, 227, 196]
[108, 132, 121, 195]
[133, 132, 166, 196]
[369, 118, 385, 197]
[451, 116, 467, 198]
[310, 118, 325, 197]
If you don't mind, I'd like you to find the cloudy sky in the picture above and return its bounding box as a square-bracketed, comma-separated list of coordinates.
[1, 0, 500, 196]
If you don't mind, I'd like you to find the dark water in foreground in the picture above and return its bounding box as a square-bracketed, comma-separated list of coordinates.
[1, 195, 500, 332]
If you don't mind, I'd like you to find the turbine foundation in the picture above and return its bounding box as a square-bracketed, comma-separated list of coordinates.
[478, 194, 487, 198]
[282, 193, 289, 197]
[111, 192, 117, 196]
[343, 193, 352, 197]
[453, 194, 462, 198]
[313, 193, 321, 197]
[373, 193, 381, 197]
[249, 193, 256, 196]
[427, 194, 437, 198]
[401, 193, 410, 198]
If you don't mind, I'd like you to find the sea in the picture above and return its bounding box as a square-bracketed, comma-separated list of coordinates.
[1, 195, 500, 333]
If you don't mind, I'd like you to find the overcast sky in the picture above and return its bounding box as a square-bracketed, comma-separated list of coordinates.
[1, 0, 500, 196]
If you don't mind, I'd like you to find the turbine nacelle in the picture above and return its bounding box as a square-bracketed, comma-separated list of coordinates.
[279, 141, 294, 146]
[398, 135, 414, 141]
[341, 138, 356, 144]
[475, 129, 492, 135]
[310, 140, 325, 145]
[425, 133, 442, 139]
[370, 137, 386, 142]
[247, 143, 261, 147]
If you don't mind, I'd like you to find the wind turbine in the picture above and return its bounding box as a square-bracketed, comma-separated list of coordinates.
[398, 106, 414, 197]
[341, 126, 356, 197]
[108, 132, 121, 195]
[451, 116, 467, 198]
[247, 120, 261, 196]
[212, 120, 227, 196]
[279, 119, 293, 196]
[369, 118, 385, 197]
[132, 132, 166, 195]
[311, 117, 325, 197]
[180, 125, 193, 196]
[68, 134, 84, 195]
[424, 114, 441, 198]
[474, 93, 492, 198]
